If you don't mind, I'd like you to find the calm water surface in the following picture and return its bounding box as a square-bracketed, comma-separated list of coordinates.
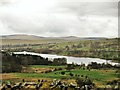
[14, 51, 119, 66]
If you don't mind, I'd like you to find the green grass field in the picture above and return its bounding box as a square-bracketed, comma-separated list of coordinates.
[8, 65, 118, 87]
[29, 65, 66, 68]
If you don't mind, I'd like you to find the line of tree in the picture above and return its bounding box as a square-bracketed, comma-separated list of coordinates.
[87, 62, 120, 69]
[2, 52, 67, 73]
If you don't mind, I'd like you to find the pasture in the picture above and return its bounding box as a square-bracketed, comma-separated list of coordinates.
[2, 65, 119, 87]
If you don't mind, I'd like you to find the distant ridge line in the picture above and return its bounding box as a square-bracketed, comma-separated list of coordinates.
[1, 34, 107, 40]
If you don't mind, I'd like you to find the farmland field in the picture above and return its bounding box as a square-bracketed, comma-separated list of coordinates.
[2, 65, 119, 88]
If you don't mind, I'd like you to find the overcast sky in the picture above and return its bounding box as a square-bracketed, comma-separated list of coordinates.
[0, 0, 119, 37]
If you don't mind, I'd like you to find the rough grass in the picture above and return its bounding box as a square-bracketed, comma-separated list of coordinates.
[10, 67, 118, 86]
[2, 65, 119, 87]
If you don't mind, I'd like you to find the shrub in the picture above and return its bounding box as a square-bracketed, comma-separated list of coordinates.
[61, 71, 65, 75]
[69, 73, 74, 76]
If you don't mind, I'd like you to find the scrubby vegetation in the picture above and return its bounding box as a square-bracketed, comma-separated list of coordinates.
[2, 38, 120, 62]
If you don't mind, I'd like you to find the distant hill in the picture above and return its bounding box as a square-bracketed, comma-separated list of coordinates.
[80, 37, 107, 40]
[1, 34, 44, 40]
[60, 36, 107, 40]
[1, 34, 107, 40]
[59, 36, 79, 40]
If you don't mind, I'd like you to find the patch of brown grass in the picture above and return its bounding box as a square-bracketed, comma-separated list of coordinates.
[1, 73, 17, 80]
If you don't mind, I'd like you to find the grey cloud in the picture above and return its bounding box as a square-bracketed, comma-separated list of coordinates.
[59, 2, 118, 16]
[0, 0, 118, 37]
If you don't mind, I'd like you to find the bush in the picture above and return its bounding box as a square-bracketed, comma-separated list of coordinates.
[61, 71, 65, 75]
[69, 73, 74, 76]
